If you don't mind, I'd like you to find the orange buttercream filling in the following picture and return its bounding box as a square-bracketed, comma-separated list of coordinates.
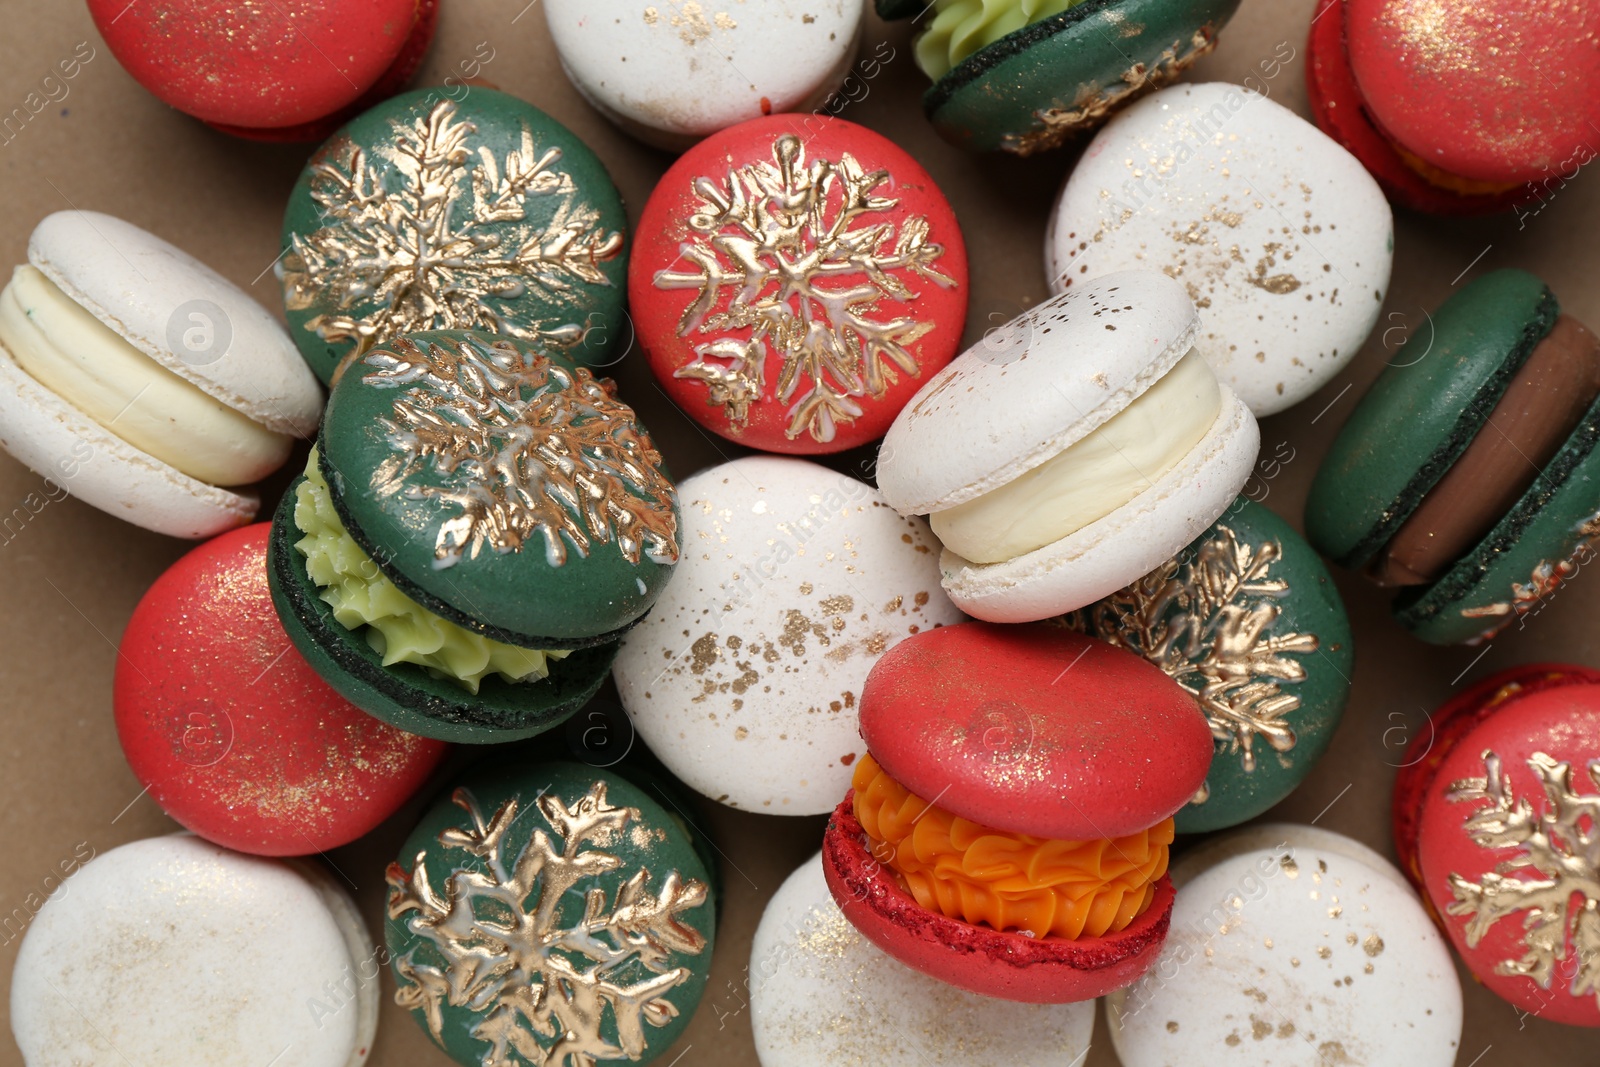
[850, 754, 1173, 940]
[1390, 140, 1523, 197]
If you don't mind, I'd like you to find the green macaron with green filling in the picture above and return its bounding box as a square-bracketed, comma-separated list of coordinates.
[1306, 268, 1600, 645]
[1063, 497, 1353, 834]
[267, 329, 680, 743]
[879, 0, 1242, 154]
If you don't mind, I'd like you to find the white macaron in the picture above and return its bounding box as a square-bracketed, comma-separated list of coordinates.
[613, 455, 962, 815]
[1046, 83, 1393, 417]
[0, 211, 321, 538]
[1107, 824, 1462, 1067]
[544, 0, 867, 150]
[878, 270, 1259, 622]
[750, 853, 1094, 1067]
[11, 834, 377, 1067]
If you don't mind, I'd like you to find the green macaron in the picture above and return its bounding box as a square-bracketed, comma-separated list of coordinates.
[1306, 269, 1600, 645]
[386, 760, 716, 1067]
[879, 0, 1242, 154]
[1062, 498, 1352, 833]
[281, 87, 629, 385]
[267, 330, 680, 743]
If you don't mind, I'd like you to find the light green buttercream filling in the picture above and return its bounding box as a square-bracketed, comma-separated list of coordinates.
[293, 449, 567, 695]
[915, 0, 1088, 79]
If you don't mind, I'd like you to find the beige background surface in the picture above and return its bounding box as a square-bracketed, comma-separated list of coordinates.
[0, 1, 1596, 1064]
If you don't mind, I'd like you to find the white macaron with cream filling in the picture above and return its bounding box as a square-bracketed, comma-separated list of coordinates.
[750, 853, 1095, 1067]
[0, 211, 321, 538]
[877, 270, 1259, 622]
[11, 834, 377, 1067]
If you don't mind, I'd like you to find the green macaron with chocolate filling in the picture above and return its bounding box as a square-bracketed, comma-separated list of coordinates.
[880, 0, 1242, 155]
[1063, 498, 1353, 833]
[1306, 269, 1600, 645]
[268, 329, 680, 742]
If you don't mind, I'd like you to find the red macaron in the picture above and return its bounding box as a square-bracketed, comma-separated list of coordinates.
[630, 113, 968, 455]
[1394, 663, 1600, 1027]
[88, 0, 438, 141]
[114, 524, 449, 856]
[822, 622, 1212, 1003]
[1307, 0, 1595, 214]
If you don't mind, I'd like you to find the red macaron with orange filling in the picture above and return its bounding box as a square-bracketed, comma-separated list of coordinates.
[1307, 0, 1597, 215]
[822, 622, 1213, 1003]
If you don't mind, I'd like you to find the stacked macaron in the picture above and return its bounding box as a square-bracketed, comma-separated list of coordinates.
[1307, 269, 1600, 644]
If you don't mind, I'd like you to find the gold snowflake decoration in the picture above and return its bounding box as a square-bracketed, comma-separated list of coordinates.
[1446, 750, 1600, 1006]
[1061, 526, 1318, 785]
[1461, 515, 1600, 639]
[653, 133, 956, 443]
[364, 335, 679, 569]
[387, 783, 710, 1067]
[282, 98, 624, 379]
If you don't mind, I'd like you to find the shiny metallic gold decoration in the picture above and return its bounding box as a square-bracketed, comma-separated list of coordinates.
[364, 336, 679, 569]
[1007, 30, 1217, 156]
[1446, 749, 1600, 1004]
[282, 99, 624, 365]
[387, 783, 709, 1067]
[1460, 516, 1600, 638]
[654, 133, 956, 444]
[1062, 525, 1317, 781]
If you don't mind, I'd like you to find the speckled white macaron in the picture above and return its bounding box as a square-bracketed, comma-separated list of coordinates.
[11, 834, 377, 1067]
[545, 0, 866, 150]
[878, 269, 1259, 622]
[1107, 824, 1461, 1067]
[1046, 83, 1393, 417]
[0, 211, 321, 538]
[750, 853, 1095, 1067]
[613, 455, 961, 814]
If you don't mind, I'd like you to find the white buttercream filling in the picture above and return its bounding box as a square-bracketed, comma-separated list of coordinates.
[0, 265, 289, 487]
[930, 351, 1221, 563]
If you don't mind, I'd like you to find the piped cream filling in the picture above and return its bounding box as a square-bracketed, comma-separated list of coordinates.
[0, 264, 289, 487]
[915, 0, 1089, 80]
[295, 449, 568, 694]
[930, 351, 1221, 564]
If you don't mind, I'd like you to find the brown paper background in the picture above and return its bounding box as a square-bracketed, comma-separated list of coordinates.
[1, 1, 1596, 1063]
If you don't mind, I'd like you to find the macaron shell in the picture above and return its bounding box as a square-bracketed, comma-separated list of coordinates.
[922, 0, 1242, 155]
[1304, 0, 1524, 215]
[114, 525, 449, 855]
[824, 797, 1175, 1003]
[630, 114, 968, 454]
[940, 383, 1258, 621]
[613, 455, 962, 814]
[319, 331, 677, 644]
[879, 270, 1198, 516]
[859, 623, 1214, 840]
[1066, 498, 1353, 834]
[751, 852, 1096, 1064]
[1045, 83, 1393, 417]
[1345, 0, 1600, 185]
[1393, 392, 1600, 644]
[87, 0, 418, 128]
[1415, 685, 1600, 1026]
[0, 341, 258, 538]
[1168, 822, 1407, 892]
[30, 210, 322, 437]
[11, 835, 374, 1067]
[1304, 268, 1556, 570]
[1107, 833, 1463, 1065]
[545, 0, 866, 148]
[282, 89, 630, 382]
[266, 488, 617, 744]
[386, 761, 716, 1066]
